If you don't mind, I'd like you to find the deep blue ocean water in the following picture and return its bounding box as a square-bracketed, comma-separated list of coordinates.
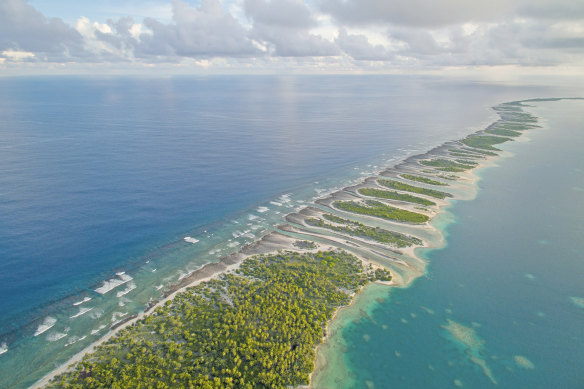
[0, 76, 578, 387]
[318, 99, 584, 388]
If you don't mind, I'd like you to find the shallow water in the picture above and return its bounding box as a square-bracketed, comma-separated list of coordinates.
[0, 76, 577, 388]
[313, 99, 584, 388]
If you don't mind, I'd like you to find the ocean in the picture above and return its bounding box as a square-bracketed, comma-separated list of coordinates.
[0, 76, 579, 388]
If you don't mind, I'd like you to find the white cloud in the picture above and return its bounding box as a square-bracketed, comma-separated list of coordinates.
[0, 0, 83, 59]
[244, 0, 316, 28]
[0, 0, 582, 73]
[244, 0, 339, 57]
[137, 0, 261, 58]
[336, 28, 392, 60]
[2, 49, 36, 61]
[317, 0, 515, 27]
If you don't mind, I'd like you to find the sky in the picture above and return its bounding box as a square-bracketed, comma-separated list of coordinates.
[1, 0, 583, 76]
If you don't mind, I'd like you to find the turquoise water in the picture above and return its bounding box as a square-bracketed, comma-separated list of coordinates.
[316, 99, 584, 388]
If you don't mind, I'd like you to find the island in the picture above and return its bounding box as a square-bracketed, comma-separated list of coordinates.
[40, 99, 546, 389]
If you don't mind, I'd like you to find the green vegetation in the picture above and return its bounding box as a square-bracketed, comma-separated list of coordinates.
[334, 200, 429, 223]
[419, 159, 475, 172]
[449, 151, 485, 159]
[459, 148, 497, 156]
[503, 112, 538, 123]
[461, 135, 511, 151]
[455, 159, 478, 166]
[374, 268, 392, 281]
[322, 213, 350, 224]
[448, 148, 485, 157]
[306, 214, 422, 248]
[377, 179, 453, 199]
[48, 250, 384, 389]
[486, 128, 521, 137]
[293, 240, 317, 250]
[358, 188, 436, 206]
[399, 173, 449, 186]
[498, 123, 539, 131]
[438, 167, 467, 172]
[437, 174, 459, 181]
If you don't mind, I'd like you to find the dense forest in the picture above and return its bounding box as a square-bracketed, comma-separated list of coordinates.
[48, 250, 387, 388]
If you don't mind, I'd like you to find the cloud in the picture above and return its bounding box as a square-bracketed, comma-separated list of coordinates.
[2, 49, 35, 60]
[244, 0, 316, 28]
[135, 0, 261, 58]
[0, 0, 583, 73]
[336, 28, 393, 60]
[316, 0, 515, 28]
[516, 0, 584, 20]
[249, 24, 340, 57]
[0, 0, 83, 59]
[245, 0, 339, 56]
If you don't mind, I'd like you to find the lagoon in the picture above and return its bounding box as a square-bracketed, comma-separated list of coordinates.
[313, 99, 584, 388]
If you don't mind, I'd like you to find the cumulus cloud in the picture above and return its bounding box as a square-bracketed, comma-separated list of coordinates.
[137, 0, 260, 58]
[317, 0, 515, 28]
[336, 28, 393, 60]
[245, 0, 339, 56]
[0, 0, 583, 72]
[244, 0, 316, 28]
[516, 0, 584, 20]
[0, 0, 83, 60]
[2, 49, 35, 60]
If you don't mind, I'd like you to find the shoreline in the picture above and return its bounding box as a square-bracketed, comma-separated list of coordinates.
[33, 99, 542, 388]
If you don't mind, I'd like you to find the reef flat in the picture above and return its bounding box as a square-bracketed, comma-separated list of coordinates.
[38, 99, 549, 388]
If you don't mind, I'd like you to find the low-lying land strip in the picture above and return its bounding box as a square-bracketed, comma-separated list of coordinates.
[334, 200, 430, 223]
[485, 128, 522, 137]
[461, 135, 511, 151]
[306, 214, 422, 248]
[358, 188, 436, 206]
[419, 159, 476, 172]
[377, 179, 452, 199]
[399, 174, 449, 186]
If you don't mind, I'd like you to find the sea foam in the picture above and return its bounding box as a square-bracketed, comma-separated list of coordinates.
[91, 325, 107, 335]
[73, 297, 92, 306]
[111, 312, 128, 323]
[256, 206, 269, 213]
[46, 332, 67, 342]
[89, 309, 103, 319]
[95, 272, 133, 294]
[65, 335, 86, 347]
[116, 282, 137, 298]
[46, 327, 69, 342]
[34, 317, 57, 337]
[0, 342, 7, 355]
[70, 307, 93, 319]
[184, 236, 199, 244]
